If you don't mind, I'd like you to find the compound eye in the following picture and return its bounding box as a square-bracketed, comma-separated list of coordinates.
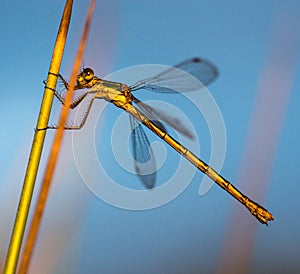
[83, 68, 94, 81]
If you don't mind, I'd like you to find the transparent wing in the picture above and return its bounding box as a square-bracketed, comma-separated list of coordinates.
[130, 57, 218, 93]
[133, 97, 195, 139]
[129, 115, 156, 189]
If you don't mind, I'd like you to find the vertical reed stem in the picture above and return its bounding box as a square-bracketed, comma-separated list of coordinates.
[18, 1, 96, 273]
[3, 1, 74, 273]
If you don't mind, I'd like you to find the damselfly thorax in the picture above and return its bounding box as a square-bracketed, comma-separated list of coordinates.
[75, 68, 133, 107]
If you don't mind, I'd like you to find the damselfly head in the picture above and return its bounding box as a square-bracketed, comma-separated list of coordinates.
[77, 68, 94, 86]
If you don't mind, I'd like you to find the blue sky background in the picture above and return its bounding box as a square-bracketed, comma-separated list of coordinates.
[1, 1, 300, 273]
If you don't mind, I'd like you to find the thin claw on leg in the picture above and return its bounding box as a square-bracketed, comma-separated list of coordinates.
[35, 124, 59, 131]
[48, 71, 59, 77]
[47, 71, 69, 89]
[35, 127, 48, 131]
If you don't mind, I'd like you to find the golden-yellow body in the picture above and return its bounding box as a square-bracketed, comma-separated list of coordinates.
[59, 68, 274, 225]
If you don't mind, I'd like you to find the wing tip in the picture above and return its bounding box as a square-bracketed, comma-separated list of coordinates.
[192, 57, 202, 63]
[192, 57, 219, 80]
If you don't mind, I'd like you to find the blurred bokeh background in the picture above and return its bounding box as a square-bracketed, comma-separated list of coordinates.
[1, 1, 300, 273]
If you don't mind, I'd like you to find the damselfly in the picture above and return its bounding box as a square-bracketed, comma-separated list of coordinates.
[46, 57, 274, 225]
